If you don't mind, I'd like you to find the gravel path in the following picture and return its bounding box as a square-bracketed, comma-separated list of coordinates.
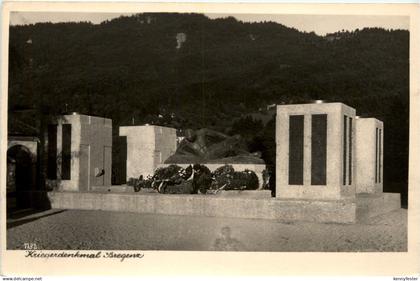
[7, 208, 407, 251]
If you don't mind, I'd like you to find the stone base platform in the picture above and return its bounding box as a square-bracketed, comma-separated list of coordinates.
[90, 185, 134, 193]
[356, 192, 401, 222]
[216, 190, 272, 198]
[47, 191, 400, 224]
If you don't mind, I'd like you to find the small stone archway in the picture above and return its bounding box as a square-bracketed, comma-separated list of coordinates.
[7, 141, 38, 210]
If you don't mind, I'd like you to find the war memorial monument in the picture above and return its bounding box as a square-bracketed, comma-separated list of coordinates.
[45, 101, 400, 224]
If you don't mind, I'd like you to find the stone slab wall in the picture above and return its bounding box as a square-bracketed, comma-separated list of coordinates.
[48, 114, 112, 192]
[80, 115, 113, 189]
[48, 191, 357, 223]
[356, 193, 400, 221]
[154, 126, 178, 169]
[119, 125, 177, 180]
[355, 118, 384, 193]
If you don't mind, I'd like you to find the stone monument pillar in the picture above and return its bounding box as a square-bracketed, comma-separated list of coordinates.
[355, 117, 383, 193]
[276, 102, 356, 200]
[46, 113, 112, 191]
[119, 125, 177, 180]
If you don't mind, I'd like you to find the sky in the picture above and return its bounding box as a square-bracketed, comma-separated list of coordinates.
[10, 12, 409, 36]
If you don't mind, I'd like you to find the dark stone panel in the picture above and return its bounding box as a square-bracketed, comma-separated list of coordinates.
[289, 115, 304, 185]
[311, 114, 327, 185]
[112, 136, 127, 185]
[61, 124, 72, 180]
[349, 117, 353, 185]
[343, 116, 347, 185]
[376, 127, 379, 183]
[47, 125, 57, 180]
[379, 128, 382, 183]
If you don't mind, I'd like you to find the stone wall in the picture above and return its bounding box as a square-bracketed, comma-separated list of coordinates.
[355, 118, 384, 193]
[119, 125, 177, 180]
[47, 114, 112, 192]
[80, 115, 113, 189]
[47, 191, 358, 223]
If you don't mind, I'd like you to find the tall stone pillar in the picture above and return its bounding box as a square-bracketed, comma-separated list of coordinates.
[119, 125, 177, 180]
[276, 102, 356, 200]
[46, 113, 112, 191]
[355, 117, 383, 193]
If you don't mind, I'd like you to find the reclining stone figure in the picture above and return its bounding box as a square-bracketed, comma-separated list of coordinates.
[165, 128, 264, 164]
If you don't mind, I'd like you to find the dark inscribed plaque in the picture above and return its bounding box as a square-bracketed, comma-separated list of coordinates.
[311, 114, 327, 185]
[375, 127, 378, 183]
[379, 128, 382, 183]
[348, 117, 353, 185]
[112, 136, 127, 185]
[47, 124, 57, 179]
[343, 116, 347, 185]
[61, 124, 72, 180]
[289, 115, 304, 185]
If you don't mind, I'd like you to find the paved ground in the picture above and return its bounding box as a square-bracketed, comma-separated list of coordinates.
[7, 208, 407, 251]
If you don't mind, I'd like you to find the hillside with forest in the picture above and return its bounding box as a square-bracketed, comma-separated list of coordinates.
[8, 13, 409, 203]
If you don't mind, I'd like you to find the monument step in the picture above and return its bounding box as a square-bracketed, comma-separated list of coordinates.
[355, 192, 401, 222]
[46, 191, 401, 224]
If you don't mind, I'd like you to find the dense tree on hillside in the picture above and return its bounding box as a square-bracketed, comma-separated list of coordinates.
[230, 116, 263, 140]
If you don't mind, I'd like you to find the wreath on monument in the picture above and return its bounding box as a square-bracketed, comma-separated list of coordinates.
[211, 165, 259, 191]
[130, 164, 259, 193]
